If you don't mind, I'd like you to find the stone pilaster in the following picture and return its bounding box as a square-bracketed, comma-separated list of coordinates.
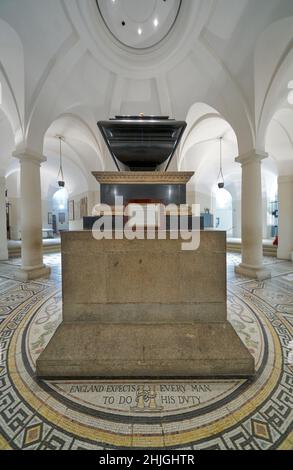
[277, 175, 293, 260]
[0, 173, 8, 260]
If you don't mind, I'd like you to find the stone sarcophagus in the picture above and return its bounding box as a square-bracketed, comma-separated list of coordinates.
[36, 230, 254, 377]
[36, 116, 254, 378]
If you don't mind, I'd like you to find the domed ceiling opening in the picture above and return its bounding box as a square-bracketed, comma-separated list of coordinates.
[96, 0, 182, 50]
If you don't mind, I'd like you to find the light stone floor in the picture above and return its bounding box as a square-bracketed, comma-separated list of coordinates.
[0, 252, 292, 450]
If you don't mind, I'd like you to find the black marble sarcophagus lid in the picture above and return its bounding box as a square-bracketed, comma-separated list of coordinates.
[97, 115, 187, 172]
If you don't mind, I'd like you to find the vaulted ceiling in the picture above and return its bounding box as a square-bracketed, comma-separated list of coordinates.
[0, 0, 293, 197]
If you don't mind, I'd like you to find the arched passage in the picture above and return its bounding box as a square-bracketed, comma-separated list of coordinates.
[0, 107, 16, 257]
[265, 105, 293, 259]
[42, 114, 104, 232]
[179, 103, 240, 235]
[0, 18, 24, 142]
[255, 16, 293, 149]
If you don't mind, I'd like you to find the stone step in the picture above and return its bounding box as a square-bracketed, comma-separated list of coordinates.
[36, 322, 255, 379]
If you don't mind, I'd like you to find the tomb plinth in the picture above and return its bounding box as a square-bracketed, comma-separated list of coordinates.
[36, 230, 254, 378]
[36, 116, 254, 378]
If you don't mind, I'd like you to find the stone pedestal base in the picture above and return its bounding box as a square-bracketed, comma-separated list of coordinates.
[36, 322, 254, 378]
[14, 264, 51, 281]
[235, 263, 271, 280]
[37, 230, 254, 379]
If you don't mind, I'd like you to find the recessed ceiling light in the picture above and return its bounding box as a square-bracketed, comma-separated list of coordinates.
[96, 0, 181, 49]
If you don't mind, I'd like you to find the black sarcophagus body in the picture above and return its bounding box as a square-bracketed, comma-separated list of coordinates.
[83, 115, 203, 229]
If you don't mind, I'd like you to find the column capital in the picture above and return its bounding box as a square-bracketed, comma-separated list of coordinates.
[13, 147, 46, 165]
[235, 149, 268, 166]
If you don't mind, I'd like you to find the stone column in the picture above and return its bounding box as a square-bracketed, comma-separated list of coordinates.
[277, 175, 293, 260]
[234, 150, 271, 280]
[0, 173, 8, 260]
[13, 150, 51, 280]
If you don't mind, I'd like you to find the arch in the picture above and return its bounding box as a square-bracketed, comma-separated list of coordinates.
[179, 102, 221, 157]
[188, 32, 256, 154]
[255, 16, 293, 149]
[179, 102, 239, 171]
[265, 107, 293, 176]
[179, 102, 241, 168]
[179, 104, 243, 234]
[0, 18, 24, 142]
[41, 151, 89, 199]
[50, 112, 105, 170]
[24, 37, 87, 153]
[0, 107, 16, 174]
[179, 105, 240, 233]
[43, 113, 105, 184]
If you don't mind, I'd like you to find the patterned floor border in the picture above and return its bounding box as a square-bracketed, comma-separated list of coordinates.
[0, 253, 292, 449]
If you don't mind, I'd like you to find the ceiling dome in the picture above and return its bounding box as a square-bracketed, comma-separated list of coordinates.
[96, 0, 182, 50]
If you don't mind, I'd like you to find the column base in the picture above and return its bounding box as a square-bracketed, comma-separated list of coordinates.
[235, 263, 271, 280]
[14, 264, 51, 281]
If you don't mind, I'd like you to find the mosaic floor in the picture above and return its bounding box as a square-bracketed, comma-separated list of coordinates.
[0, 253, 292, 450]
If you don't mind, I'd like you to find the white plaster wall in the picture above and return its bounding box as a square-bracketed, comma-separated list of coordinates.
[215, 207, 233, 235]
[42, 199, 53, 229]
[68, 190, 100, 231]
[8, 197, 21, 240]
[7, 188, 101, 238]
[0, 176, 8, 259]
[262, 193, 269, 239]
[277, 176, 293, 260]
[196, 191, 212, 213]
[232, 199, 241, 238]
[8, 197, 54, 240]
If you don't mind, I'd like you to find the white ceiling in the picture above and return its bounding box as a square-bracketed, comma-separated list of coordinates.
[266, 107, 293, 176]
[97, 0, 181, 49]
[0, 0, 293, 197]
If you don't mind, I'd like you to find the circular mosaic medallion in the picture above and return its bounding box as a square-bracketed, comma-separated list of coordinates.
[1, 262, 292, 449]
